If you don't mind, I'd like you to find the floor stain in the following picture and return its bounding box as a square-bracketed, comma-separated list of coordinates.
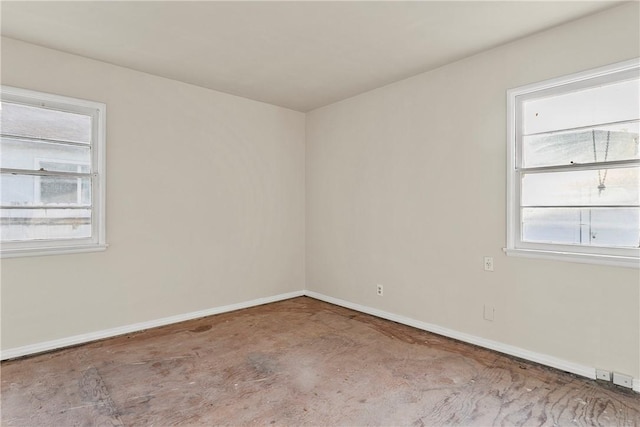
[189, 325, 212, 333]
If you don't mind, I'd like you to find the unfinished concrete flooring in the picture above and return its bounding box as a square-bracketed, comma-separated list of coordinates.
[2, 297, 639, 426]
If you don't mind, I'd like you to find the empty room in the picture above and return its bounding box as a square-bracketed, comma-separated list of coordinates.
[1, 1, 639, 425]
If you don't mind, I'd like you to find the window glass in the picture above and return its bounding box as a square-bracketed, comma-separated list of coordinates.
[0, 137, 91, 171]
[522, 122, 639, 168]
[522, 78, 639, 135]
[521, 167, 639, 207]
[521, 207, 639, 248]
[0, 207, 92, 241]
[1, 174, 91, 206]
[1, 102, 92, 144]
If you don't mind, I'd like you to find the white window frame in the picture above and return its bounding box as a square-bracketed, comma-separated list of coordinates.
[1, 86, 107, 258]
[506, 59, 640, 268]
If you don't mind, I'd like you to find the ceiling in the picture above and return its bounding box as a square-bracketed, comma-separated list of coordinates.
[1, 1, 623, 112]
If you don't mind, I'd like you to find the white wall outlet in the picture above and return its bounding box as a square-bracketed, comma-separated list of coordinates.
[483, 305, 494, 321]
[612, 372, 633, 389]
[595, 369, 611, 381]
[376, 284, 383, 296]
[484, 256, 494, 271]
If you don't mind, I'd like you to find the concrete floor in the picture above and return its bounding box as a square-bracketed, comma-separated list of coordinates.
[2, 297, 639, 426]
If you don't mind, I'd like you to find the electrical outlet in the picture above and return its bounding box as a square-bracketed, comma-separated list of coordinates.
[595, 369, 611, 381]
[612, 372, 633, 389]
[376, 284, 383, 296]
[484, 256, 494, 271]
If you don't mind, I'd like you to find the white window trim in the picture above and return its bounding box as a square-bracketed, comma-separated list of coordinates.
[1, 86, 107, 258]
[505, 59, 640, 269]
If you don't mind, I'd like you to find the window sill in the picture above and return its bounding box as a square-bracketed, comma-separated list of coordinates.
[1, 243, 108, 259]
[503, 247, 639, 268]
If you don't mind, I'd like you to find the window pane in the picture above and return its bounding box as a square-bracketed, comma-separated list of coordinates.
[1, 174, 91, 207]
[522, 207, 639, 248]
[1, 137, 91, 171]
[1, 102, 91, 144]
[40, 177, 79, 204]
[521, 167, 639, 207]
[523, 78, 640, 135]
[522, 122, 639, 168]
[1, 207, 91, 241]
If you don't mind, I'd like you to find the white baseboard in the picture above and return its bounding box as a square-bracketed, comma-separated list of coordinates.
[304, 291, 598, 381]
[3, 289, 637, 394]
[0, 290, 304, 361]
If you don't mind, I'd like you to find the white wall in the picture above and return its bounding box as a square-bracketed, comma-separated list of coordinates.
[1, 37, 306, 350]
[306, 3, 640, 378]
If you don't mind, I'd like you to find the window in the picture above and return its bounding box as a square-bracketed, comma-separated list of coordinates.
[506, 59, 639, 268]
[1, 86, 106, 257]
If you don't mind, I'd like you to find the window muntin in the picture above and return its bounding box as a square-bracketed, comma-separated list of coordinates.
[1, 86, 106, 257]
[507, 60, 640, 267]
